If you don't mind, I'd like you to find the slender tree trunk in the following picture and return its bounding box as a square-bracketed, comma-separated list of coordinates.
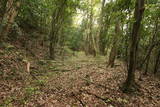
[154, 49, 160, 74]
[84, 12, 90, 55]
[144, 55, 150, 75]
[125, 9, 132, 69]
[84, 0, 97, 56]
[99, 0, 106, 55]
[143, 44, 156, 75]
[49, 0, 67, 59]
[107, 21, 120, 67]
[139, 19, 159, 70]
[123, 0, 145, 92]
[88, 0, 94, 55]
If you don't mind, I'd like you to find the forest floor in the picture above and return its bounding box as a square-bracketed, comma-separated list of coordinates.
[0, 48, 160, 107]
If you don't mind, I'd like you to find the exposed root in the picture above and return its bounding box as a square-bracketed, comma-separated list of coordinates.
[121, 81, 140, 94]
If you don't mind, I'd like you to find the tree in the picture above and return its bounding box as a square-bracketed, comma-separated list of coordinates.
[144, 19, 159, 75]
[123, 0, 145, 92]
[84, 0, 97, 56]
[108, 21, 120, 67]
[49, 0, 67, 59]
[99, 0, 106, 55]
[154, 48, 160, 74]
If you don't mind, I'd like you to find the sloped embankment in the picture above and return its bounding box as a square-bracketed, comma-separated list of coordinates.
[0, 45, 29, 106]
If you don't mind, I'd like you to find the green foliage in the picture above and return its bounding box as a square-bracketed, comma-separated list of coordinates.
[0, 0, 159, 75]
[68, 27, 83, 51]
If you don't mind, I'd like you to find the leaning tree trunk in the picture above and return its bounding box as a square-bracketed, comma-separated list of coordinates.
[107, 21, 120, 67]
[139, 19, 159, 75]
[123, 0, 145, 92]
[144, 43, 157, 75]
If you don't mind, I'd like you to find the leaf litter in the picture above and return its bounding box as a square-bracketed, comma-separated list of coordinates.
[0, 55, 160, 107]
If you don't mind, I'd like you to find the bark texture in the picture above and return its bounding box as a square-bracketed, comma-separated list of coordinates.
[107, 21, 120, 67]
[123, 0, 145, 92]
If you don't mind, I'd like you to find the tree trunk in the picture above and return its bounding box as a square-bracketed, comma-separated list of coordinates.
[84, 0, 97, 56]
[154, 49, 160, 74]
[123, 0, 145, 92]
[84, 13, 90, 55]
[107, 21, 120, 67]
[49, 0, 67, 60]
[99, 0, 106, 55]
[139, 18, 159, 71]
[144, 55, 150, 75]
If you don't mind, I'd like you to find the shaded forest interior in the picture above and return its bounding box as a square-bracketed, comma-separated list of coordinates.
[0, 0, 160, 106]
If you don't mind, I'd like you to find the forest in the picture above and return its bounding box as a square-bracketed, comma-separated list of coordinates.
[0, 0, 160, 106]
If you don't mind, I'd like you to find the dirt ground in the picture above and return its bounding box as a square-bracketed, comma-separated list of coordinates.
[0, 55, 160, 107]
